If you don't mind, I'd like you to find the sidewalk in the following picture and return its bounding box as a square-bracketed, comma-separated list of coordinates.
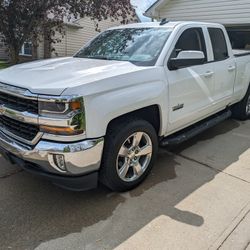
[115, 120, 250, 250]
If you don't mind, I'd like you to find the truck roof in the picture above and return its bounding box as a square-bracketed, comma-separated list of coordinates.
[108, 21, 222, 30]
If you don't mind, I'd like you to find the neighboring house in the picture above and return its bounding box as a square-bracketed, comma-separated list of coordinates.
[0, 16, 138, 61]
[51, 17, 136, 58]
[145, 0, 250, 50]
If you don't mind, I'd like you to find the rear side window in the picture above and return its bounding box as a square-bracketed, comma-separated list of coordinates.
[208, 28, 229, 61]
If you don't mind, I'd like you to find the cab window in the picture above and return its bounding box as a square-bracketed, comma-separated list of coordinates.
[208, 28, 229, 61]
[171, 28, 207, 61]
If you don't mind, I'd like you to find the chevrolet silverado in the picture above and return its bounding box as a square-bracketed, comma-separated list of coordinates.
[0, 21, 249, 191]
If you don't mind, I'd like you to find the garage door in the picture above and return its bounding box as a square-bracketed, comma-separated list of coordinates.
[226, 26, 250, 50]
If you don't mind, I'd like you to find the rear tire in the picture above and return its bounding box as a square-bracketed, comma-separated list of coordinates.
[100, 118, 158, 192]
[232, 85, 250, 121]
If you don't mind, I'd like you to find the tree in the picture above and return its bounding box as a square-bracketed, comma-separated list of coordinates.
[0, 0, 135, 64]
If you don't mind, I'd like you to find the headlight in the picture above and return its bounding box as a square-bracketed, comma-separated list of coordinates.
[38, 98, 82, 116]
[38, 96, 85, 136]
[39, 102, 67, 114]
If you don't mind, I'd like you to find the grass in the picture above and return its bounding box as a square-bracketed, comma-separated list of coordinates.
[0, 60, 9, 69]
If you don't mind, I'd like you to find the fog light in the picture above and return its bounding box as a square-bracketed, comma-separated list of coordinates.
[54, 154, 66, 171]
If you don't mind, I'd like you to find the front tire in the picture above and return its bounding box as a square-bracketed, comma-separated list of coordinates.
[232, 85, 250, 121]
[100, 119, 158, 192]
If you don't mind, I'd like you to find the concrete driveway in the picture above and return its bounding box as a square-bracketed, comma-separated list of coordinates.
[0, 119, 249, 250]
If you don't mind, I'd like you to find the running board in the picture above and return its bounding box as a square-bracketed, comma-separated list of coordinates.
[160, 110, 232, 147]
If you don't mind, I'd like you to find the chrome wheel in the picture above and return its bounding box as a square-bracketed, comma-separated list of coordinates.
[246, 95, 250, 115]
[116, 132, 153, 182]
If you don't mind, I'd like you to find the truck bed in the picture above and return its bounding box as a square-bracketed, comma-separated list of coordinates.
[233, 49, 250, 57]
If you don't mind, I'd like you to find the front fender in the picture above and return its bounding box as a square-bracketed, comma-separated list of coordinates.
[84, 81, 168, 138]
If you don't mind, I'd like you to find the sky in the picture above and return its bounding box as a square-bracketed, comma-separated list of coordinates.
[131, 0, 157, 22]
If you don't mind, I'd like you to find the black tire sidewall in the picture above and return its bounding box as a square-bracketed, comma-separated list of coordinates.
[245, 91, 250, 118]
[101, 119, 158, 192]
[232, 86, 250, 120]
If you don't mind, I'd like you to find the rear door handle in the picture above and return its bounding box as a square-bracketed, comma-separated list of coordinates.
[204, 71, 214, 78]
[228, 66, 236, 72]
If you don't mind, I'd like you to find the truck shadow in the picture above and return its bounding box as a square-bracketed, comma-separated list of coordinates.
[0, 119, 249, 250]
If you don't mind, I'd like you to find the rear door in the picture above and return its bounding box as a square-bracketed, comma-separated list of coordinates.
[166, 27, 215, 133]
[207, 27, 236, 108]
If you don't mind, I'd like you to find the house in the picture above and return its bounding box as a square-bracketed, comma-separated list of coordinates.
[144, 0, 250, 50]
[51, 17, 137, 58]
[0, 15, 138, 61]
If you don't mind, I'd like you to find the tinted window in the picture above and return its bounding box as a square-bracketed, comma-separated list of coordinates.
[171, 28, 207, 60]
[208, 28, 229, 61]
[75, 28, 172, 66]
[227, 29, 250, 50]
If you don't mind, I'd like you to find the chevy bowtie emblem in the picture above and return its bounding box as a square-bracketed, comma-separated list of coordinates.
[0, 105, 5, 115]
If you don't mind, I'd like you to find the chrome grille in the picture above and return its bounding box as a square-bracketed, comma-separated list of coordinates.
[0, 115, 39, 141]
[0, 92, 38, 114]
[0, 84, 40, 144]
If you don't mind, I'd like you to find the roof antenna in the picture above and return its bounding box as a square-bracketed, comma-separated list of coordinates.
[160, 18, 169, 25]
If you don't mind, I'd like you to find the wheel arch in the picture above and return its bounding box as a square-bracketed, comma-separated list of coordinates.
[106, 105, 162, 137]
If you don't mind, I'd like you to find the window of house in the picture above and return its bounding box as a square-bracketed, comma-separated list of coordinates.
[19, 42, 32, 56]
[208, 28, 229, 61]
[171, 28, 207, 61]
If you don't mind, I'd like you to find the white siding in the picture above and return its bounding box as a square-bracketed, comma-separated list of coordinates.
[0, 34, 44, 60]
[37, 39, 44, 59]
[52, 17, 124, 57]
[155, 0, 250, 25]
[0, 47, 8, 60]
[0, 35, 8, 60]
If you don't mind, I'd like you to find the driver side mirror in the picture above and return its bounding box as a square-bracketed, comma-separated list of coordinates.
[168, 51, 205, 70]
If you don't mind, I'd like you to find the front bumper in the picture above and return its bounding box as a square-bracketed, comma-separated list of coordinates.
[0, 130, 104, 190]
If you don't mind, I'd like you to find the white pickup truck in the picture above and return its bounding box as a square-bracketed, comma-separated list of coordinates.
[0, 21, 249, 191]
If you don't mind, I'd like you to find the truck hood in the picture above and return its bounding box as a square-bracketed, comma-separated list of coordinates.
[0, 57, 143, 96]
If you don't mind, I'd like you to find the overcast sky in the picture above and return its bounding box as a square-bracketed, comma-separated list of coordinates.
[131, 0, 157, 21]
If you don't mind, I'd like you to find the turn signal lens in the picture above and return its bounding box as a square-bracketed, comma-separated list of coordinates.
[70, 101, 82, 110]
[40, 125, 83, 136]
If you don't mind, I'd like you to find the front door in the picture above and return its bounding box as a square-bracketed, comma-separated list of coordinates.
[166, 27, 215, 133]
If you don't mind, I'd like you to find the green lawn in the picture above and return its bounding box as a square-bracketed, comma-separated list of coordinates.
[0, 60, 9, 69]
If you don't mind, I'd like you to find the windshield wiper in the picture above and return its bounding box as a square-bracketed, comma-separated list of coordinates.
[91, 56, 110, 60]
[76, 55, 110, 60]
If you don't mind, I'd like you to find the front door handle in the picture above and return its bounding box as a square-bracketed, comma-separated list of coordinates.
[228, 66, 236, 72]
[204, 71, 214, 78]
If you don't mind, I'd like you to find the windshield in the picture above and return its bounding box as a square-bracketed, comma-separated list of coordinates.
[74, 28, 172, 66]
